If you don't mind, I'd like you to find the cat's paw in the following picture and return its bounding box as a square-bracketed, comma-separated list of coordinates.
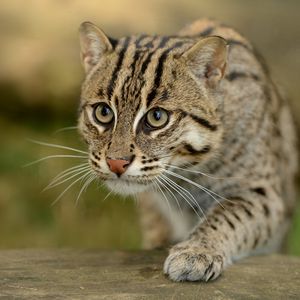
[163, 247, 224, 282]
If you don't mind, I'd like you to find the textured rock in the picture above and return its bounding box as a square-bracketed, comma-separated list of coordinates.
[0, 250, 299, 299]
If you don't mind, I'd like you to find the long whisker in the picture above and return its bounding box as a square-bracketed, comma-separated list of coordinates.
[161, 173, 206, 221]
[53, 126, 78, 134]
[157, 175, 183, 218]
[102, 190, 113, 202]
[132, 194, 139, 206]
[96, 181, 105, 191]
[165, 169, 232, 206]
[45, 166, 91, 190]
[51, 171, 92, 206]
[27, 139, 88, 154]
[162, 170, 224, 210]
[75, 173, 96, 206]
[23, 154, 88, 167]
[149, 178, 158, 195]
[153, 179, 172, 217]
[163, 163, 242, 180]
[196, 185, 226, 210]
[162, 174, 203, 214]
[46, 163, 89, 189]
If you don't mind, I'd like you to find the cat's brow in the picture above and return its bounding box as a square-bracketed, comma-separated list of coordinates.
[146, 41, 184, 107]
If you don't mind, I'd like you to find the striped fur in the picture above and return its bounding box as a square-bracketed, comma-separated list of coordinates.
[78, 19, 298, 282]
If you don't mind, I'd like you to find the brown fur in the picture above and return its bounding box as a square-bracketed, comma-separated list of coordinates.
[78, 19, 298, 282]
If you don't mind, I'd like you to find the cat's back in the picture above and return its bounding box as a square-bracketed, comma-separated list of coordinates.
[179, 19, 298, 210]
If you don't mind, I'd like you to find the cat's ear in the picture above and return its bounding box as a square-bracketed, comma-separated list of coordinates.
[79, 22, 114, 73]
[180, 36, 228, 88]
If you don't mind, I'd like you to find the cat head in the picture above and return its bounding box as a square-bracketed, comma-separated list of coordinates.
[78, 22, 227, 195]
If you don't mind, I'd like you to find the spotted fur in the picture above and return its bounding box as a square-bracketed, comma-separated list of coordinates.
[78, 18, 298, 282]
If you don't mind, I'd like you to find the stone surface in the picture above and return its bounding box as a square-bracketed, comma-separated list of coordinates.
[0, 250, 299, 299]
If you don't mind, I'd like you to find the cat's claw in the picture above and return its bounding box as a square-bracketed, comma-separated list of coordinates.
[163, 248, 224, 282]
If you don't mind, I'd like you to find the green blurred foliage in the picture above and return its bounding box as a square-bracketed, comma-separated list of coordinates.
[0, 0, 299, 252]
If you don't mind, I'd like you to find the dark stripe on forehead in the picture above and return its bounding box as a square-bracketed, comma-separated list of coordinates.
[120, 49, 142, 102]
[146, 41, 184, 106]
[158, 36, 173, 48]
[140, 36, 170, 74]
[103, 36, 147, 102]
[140, 50, 155, 76]
[134, 34, 148, 48]
[131, 50, 141, 74]
[130, 36, 173, 108]
[180, 110, 218, 131]
[106, 37, 130, 99]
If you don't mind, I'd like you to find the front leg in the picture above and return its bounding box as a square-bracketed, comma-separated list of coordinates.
[164, 190, 286, 282]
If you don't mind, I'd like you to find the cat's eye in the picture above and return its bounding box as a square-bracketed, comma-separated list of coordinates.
[93, 103, 114, 125]
[146, 107, 169, 129]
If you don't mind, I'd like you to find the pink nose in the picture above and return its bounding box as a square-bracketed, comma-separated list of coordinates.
[106, 158, 131, 176]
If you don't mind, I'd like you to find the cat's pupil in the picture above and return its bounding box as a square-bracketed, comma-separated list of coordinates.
[153, 109, 161, 121]
[101, 106, 110, 116]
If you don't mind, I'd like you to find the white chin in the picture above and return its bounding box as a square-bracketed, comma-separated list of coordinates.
[105, 179, 151, 195]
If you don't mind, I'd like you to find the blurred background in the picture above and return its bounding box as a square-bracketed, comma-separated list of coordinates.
[0, 0, 299, 254]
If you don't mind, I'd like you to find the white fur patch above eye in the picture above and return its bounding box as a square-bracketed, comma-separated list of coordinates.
[133, 107, 146, 133]
[110, 103, 118, 132]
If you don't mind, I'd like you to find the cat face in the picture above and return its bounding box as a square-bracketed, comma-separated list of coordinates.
[78, 22, 227, 195]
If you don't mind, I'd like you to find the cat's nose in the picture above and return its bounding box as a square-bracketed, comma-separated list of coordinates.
[106, 156, 133, 177]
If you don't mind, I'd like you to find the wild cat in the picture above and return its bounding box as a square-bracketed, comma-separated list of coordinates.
[77, 19, 298, 282]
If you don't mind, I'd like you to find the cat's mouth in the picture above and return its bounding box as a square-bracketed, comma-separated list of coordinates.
[89, 158, 162, 195]
[105, 177, 154, 195]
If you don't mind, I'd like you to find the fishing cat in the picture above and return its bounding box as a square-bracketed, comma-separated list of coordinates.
[78, 19, 298, 282]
